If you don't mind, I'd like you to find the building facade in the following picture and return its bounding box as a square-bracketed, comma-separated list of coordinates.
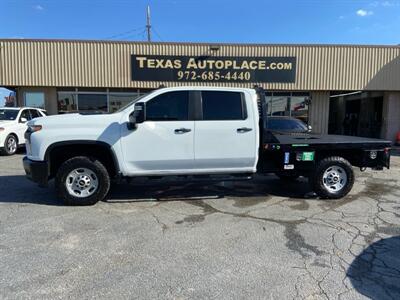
[0, 39, 399, 141]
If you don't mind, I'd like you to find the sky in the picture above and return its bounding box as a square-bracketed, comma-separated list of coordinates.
[1, 0, 399, 44]
[1, 0, 400, 105]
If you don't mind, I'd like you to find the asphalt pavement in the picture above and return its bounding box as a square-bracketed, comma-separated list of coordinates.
[0, 152, 399, 299]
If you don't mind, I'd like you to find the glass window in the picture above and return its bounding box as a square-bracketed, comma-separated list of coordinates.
[20, 109, 32, 121]
[265, 94, 273, 116]
[263, 92, 309, 123]
[267, 118, 308, 131]
[202, 91, 244, 120]
[290, 94, 309, 124]
[109, 93, 143, 113]
[146, 91, 189, 121]
[0, 109, 19, 120]
[78, 94, 108, 113]
[58, 93, 78, 114]
[25, 92, 45, 109]
[3, 90, 17, 107]
[29, 109, 41, 119]
[271, 92, 290, 117]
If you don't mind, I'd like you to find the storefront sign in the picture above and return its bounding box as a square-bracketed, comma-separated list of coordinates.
[131, 55, 296, 83]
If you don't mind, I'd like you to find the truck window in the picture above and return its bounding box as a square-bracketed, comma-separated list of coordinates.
[146, 91, 189, 121]
[201, 91, 245, 120]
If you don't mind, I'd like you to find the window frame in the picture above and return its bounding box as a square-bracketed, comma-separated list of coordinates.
[198, 91, 248, 121]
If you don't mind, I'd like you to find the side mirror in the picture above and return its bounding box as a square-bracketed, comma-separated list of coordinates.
[127, 102, 145, 130]
[20, 117, 28, 123]
[308, 125, 312, 132]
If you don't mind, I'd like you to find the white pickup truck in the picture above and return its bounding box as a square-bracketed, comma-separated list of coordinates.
[23, 87, 391, 205]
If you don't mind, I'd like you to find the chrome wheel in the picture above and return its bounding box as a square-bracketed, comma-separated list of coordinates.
[322, 166, 347, 193]
[65, 168, 99, 198]
[6, 136, 17, 154]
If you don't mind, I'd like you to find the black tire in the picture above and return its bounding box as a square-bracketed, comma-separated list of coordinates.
[2, 134, 18, 156]
[55, 156, 110, 206]
[275, 171, 300, 181]
[310, 156, 354, 199]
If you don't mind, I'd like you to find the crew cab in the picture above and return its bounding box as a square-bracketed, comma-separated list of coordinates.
[0, 107, 47, 155]
[23, 87, 391, 205]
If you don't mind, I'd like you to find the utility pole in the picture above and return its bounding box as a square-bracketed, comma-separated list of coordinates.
[146, 5, 151, 42]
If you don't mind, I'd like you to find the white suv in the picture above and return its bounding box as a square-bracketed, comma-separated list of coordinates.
[0, 107, 47, 155]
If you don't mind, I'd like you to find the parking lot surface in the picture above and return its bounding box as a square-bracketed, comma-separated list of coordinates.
[0, 153, 400, 299]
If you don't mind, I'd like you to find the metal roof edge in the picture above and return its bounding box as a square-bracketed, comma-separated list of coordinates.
[0, 38, 399, 49]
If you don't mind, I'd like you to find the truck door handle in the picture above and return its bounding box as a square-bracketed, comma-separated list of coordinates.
[174, 128, 191, 134]
[237, 127, 252, 133]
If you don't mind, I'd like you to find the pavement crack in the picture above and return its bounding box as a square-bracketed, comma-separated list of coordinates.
[148, 210, 168, 234]
[177, 200, 326, 258]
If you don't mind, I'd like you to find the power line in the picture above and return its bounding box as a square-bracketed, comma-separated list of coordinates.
[123, 28, 148, 41]
[105, 6, 163, 42]
[141, 28, 147, 41]
[152, 26, 164, 42]
[105, 26, 146, 40]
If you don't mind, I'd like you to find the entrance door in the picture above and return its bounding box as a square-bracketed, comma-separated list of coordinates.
[194, 91, 258, 172]
[120, 91, 195, 175]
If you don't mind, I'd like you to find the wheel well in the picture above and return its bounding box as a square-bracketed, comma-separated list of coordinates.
[47, 143, 119, 179]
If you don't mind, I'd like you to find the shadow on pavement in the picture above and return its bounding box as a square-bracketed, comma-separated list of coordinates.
[347, 236, 400, 300]
[0, 175, 62, 206]
[0, 175, 316, 205]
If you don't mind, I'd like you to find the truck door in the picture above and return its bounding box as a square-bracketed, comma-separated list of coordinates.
[120, 91, 195, 175]
[194, 91, 258, 172]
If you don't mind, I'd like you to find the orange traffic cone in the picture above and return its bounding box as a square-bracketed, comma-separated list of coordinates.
[396, 131, 400, 146]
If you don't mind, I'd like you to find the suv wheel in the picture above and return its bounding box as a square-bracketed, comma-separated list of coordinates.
[3, 134, 18, 156]
[55, 156, 110, 205]
[310, 156, 354, 199]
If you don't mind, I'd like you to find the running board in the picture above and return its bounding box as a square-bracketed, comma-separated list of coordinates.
[122, 173, 253, 185]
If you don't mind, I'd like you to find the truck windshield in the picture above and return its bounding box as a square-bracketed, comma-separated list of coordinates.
[0, 109, 19, 120]
[113, 91, 154, 113]
[267, 118, 308, 132]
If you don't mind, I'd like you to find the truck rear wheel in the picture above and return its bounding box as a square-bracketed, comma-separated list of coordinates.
[55, 156, 110, 206]
[310, 156, 354, 199]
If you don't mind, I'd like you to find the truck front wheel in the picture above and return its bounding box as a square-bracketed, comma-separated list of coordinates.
[310, 156, 354, 199]
[55, 156, 110, 206]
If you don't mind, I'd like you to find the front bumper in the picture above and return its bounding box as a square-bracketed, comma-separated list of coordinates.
[23, 156, 49, 187]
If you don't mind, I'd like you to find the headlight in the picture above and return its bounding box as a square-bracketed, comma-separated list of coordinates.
[28, 125, 42, 133]
[369, 150, 378, 160]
